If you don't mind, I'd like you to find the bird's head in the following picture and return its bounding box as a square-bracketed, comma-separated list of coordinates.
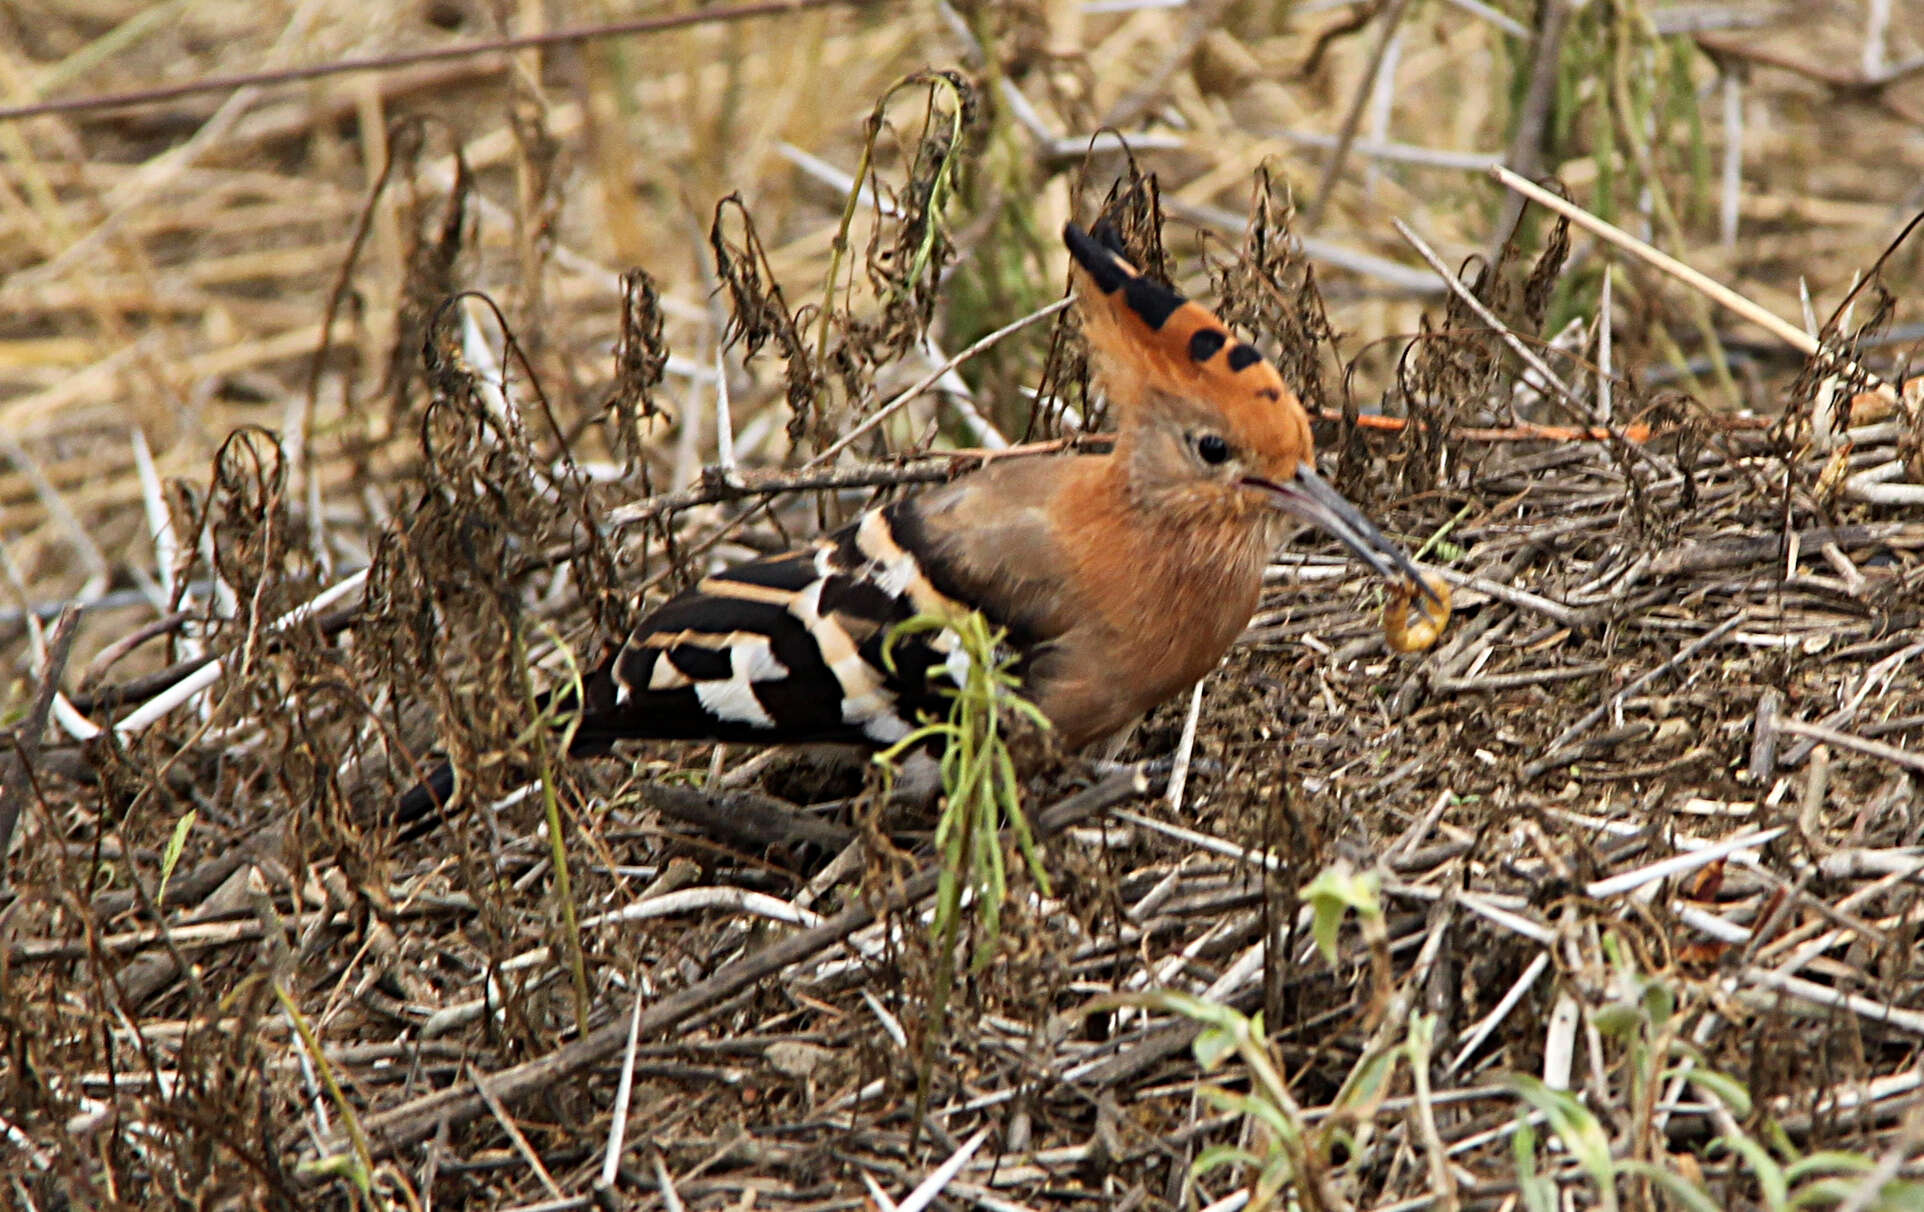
[1064, 221, 1437, 595]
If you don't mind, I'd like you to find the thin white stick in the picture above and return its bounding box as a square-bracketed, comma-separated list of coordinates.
[1846, 474, 1924, 506]
[1674, 904, 1751, 943]
[1543, 991, 1579, 1090]
[895, 1128, 989, 1212]
[1203, 940, 1269, 1001]
[1583, 826, 1788, 900]
[131, 428, 179, 606]
[194, 507, 238, 622]
[1775, 720, 1924, 775]
[1364, 29, 1404, 195]
[1864, 0, 1891, 77]
[1110, 808, 1285, 874]
[946, 1183, 1045, 1212]
[1266, 127, 1501, 172]
[288, 360, 331, 575]
[672, 345, 703, 490]
[1440, 0, 1529, 37]
[712, 343, 736, 476]
[0, 1109, 51, 1170]
[860, 988, 908, 1050]
[1165, 678, 1207, 812]
[577, 886, 827, 931]
[1394, 221, 1576, 412]
[288, 1004, 331, 1138]
[806, 298, 1070, 467]
[1457, 891, 1556, 945]
[1768, 1069, 1922, 1122]
[1719, 69, 1743, 248]
[1597, 269, 1614, 422]
[460, 300, 514, 426]
[776, 141, 897, 216]
[921, 334, 1008, 450]
[53, 695, 104, 741]
[600, 989, 647, 1188]
[1446, 1108, 1548, 1158]
[3, 435, 113, 602]
[1043, 129, 1188, 159]
[1743, 967, 1924, 1037]
[1447, 950, 1550, 1075]
[651, 1151, 686, 1212]
[1168, 196, 1449, 293]
[110, 568, 369, 737]
[861, 1170, 901, 1212]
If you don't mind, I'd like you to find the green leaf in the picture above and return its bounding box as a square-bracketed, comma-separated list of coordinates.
[1507, 1075, 1614, 1188]
[1640, 978, 1675, 1028]
[1783, 1151, 1875, 1183]
[1593, 1000, 1641, 1038]
[1337, 1044, 1400, 1110]
[1715, 1132, 1787, 1211]
[1407, 1010, 1436, 1056]
[1513, 1121, 1559, 1212]
[1877, 1180, 1924, 1211]
[1193, 1025, 1238, 1072]
[1791, 1178, 1853, 1208]
[1619, 1161, 1721, 1212]
[1255, 1149, 1298, 1206]
[1682, 1068, 1752, 1118]
[1302, 863, 1381, 965]
[1197, 1087, 1290, 1137]
[1191, 1143, 1259, 1179]
[1135, 988, 1242, 1031]
[157, 809, 197, 905]
[1791, 1174, 1924, 1211]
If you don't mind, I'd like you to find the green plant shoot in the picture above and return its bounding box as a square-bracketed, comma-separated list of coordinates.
[877, 609, 1052, 969]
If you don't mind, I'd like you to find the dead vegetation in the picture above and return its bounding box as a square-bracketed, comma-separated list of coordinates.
[3, 2, 1923, 1209]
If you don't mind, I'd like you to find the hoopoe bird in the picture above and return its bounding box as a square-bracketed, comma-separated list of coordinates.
[398, 222, 1441, 824]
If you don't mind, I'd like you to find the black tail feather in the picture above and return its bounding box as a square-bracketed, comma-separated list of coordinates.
[393, 759, 459, 840]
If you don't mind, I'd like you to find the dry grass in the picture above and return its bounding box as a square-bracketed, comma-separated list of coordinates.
[4, 1, 1923, 1208]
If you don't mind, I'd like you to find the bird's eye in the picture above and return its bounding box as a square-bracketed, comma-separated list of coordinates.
[1195, 433, 1232, 465]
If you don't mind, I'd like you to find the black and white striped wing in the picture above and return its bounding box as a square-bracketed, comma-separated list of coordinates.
[577, 502, 981, 750]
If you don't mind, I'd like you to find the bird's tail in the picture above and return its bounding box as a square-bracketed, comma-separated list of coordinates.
[393, 759, 459, 839]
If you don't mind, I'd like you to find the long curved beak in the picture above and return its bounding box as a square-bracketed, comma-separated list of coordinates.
[1245, 464, 1442, 603]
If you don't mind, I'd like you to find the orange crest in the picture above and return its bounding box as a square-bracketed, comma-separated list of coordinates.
[1064, 222, 1312, 473]
[1064, 222, 1293, 411]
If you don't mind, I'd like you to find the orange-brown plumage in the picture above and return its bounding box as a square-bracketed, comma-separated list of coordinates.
[895, 222, 1429, 748]
[1016, 227, 1307, 742]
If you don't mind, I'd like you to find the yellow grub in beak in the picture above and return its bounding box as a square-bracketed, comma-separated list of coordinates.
[1382, 572, 1452, 653]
